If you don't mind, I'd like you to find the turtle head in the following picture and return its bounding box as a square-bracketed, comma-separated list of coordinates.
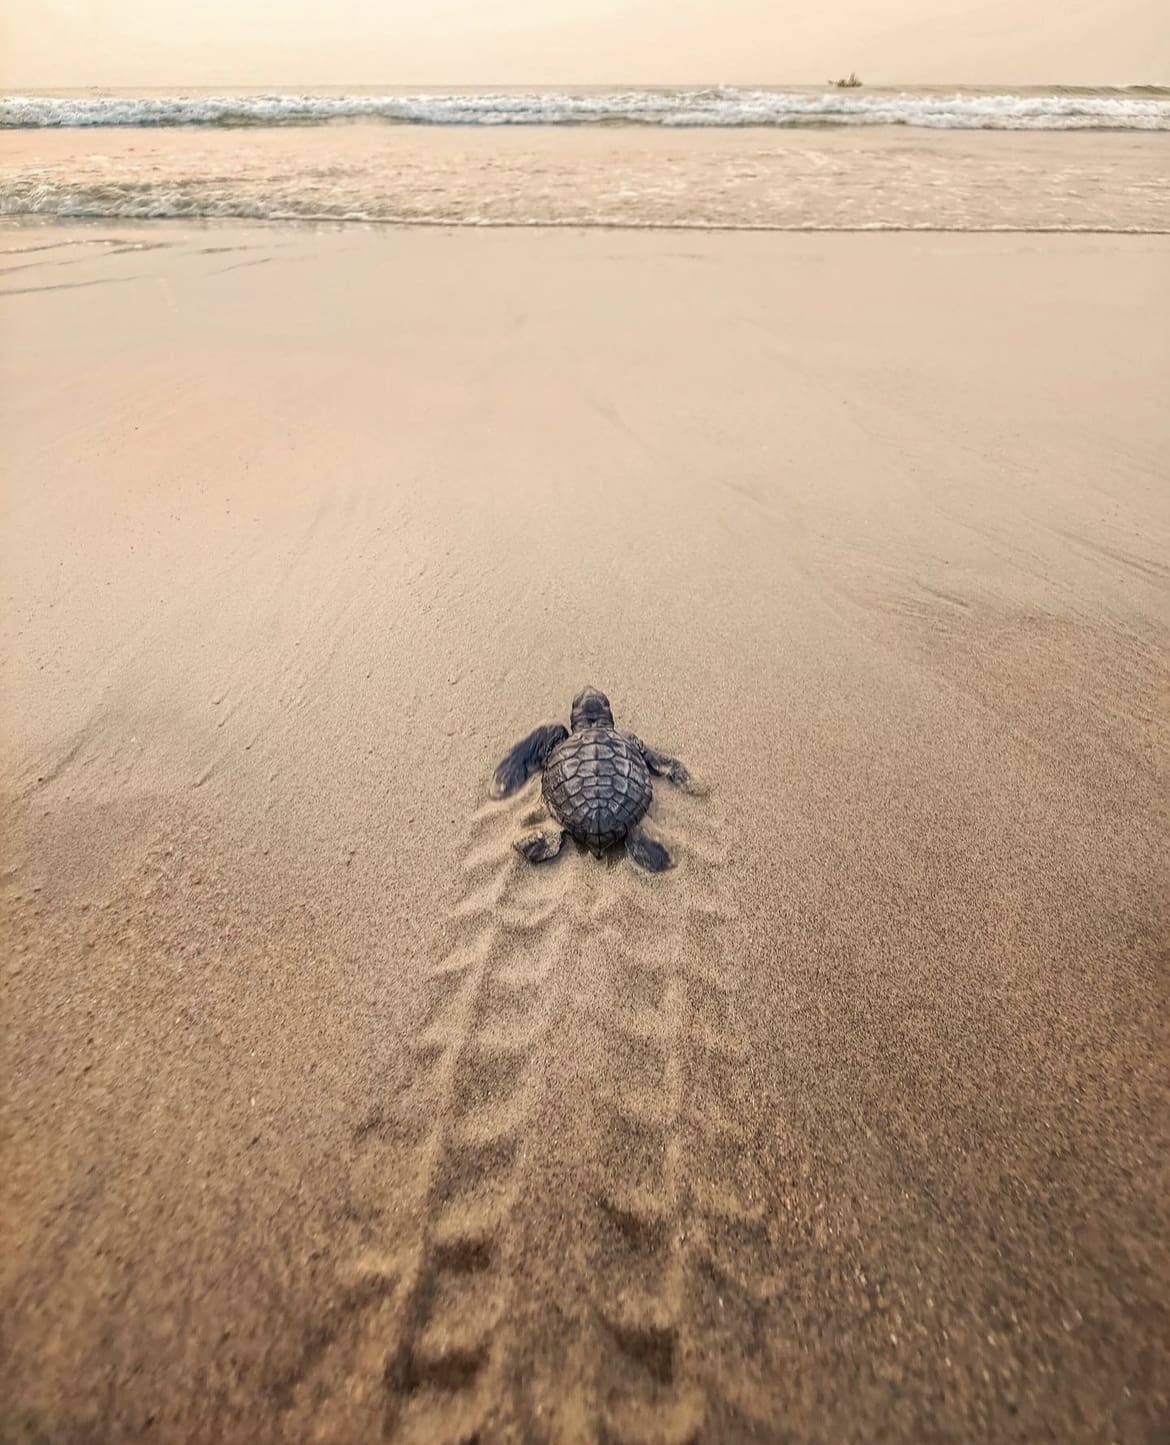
[570, 686, 614, 731]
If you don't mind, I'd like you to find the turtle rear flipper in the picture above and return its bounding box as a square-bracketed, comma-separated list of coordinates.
[626, 821, 673, 873]
[491, 723, 569, 799]
[515, 826, 566, 864]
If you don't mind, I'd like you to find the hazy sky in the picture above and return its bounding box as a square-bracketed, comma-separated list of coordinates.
[3, 0, 1167, 88]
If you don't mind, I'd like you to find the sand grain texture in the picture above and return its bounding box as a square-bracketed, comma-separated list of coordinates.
[1, 225, 1168, 1444]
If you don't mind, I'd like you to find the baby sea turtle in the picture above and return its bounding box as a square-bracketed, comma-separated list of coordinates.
[490, 686, 700, 872]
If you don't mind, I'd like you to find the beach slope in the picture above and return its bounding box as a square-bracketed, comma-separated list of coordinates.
[2, 225, 1167, 1443]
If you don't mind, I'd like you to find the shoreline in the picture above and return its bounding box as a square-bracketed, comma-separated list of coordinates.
[6, 215, 1170, 234]
[5, 124, 1168, 231]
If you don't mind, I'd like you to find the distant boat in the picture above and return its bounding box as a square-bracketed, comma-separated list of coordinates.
[830, 72, 863, 88]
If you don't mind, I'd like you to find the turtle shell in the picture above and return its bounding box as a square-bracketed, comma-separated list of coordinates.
[543, 727, 652, 854]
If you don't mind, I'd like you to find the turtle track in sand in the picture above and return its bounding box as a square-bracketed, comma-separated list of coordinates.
[562, 796, 781, 1442]
[283, 776, 780, 1440]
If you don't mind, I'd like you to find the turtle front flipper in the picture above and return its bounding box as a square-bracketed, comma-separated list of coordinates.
[515, 826, 566, 864]
[626, 821, 674, 873]
[491, 723, 569, 799]
[629, 737, 705, 795]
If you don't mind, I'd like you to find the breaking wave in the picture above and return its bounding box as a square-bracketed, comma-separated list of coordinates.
[4, 88, 1170, 131]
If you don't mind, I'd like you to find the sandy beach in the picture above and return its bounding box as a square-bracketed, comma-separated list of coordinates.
[2, 222, 1168, 1442]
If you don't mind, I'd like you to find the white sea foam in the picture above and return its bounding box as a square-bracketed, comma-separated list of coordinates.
[3, 88, 1170, 131]
[4, 96, 1168, 232]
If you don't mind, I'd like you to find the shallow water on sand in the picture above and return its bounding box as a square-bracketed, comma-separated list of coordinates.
[2, 122, 1168, 230]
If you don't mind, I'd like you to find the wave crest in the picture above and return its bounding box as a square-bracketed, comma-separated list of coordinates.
[4, 88, 1170, 131]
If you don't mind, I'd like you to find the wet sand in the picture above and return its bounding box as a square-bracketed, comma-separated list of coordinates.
[2, 224, 1168, 1443]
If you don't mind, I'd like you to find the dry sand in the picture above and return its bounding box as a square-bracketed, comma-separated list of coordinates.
[1, 224, 1168, 1443]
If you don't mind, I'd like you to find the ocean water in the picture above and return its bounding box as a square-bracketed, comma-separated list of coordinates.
[2, 87, 1168, 231]
[4, 85, 1170, 131]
